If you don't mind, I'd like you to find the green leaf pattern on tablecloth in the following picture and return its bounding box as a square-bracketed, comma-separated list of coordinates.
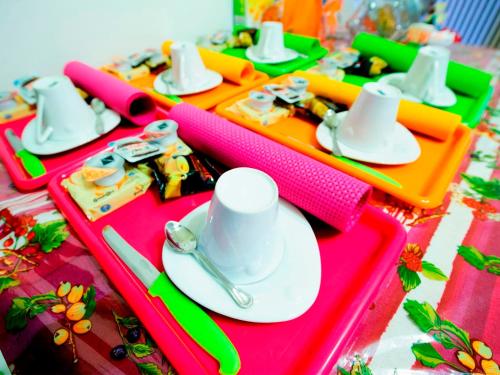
[32, 221, 70, 253]
[461, 174, 500, 200]
[112, 311, 173, 375]
[458, 245, 500, 275]
[0, 208, 70, 294]
[411, 343, 447, 368]
[397, 244, 448, 292]
[337, 355, 373, 375]
[404, 299, 500, 372]
[5, 281, 97, 363]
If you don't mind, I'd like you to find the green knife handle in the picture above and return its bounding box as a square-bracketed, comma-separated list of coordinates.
[149, 273, 241, 375]
[17, 150, 46, 178]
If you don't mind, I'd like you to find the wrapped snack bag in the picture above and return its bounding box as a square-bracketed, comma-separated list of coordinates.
[150, 138, 222, 200]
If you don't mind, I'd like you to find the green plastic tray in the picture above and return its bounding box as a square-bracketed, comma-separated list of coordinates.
[341, 33, 494, 128]
[223, 32, 328, 77]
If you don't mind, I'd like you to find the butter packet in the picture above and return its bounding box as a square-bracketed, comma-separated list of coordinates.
[61, 166, 153, 221]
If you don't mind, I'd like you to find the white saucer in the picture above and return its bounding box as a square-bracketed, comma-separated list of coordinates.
[379, 73, 457, 107]
[246, 47, 299, 64]
[162, 199, 321, 323]
[21, 109, 120, 155]
[316, 111, 421, 165]
[153, 69, 223, 96]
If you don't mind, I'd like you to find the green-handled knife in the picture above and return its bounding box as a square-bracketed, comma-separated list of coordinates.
[102, 226, 241, 375]
[5, 129, 46, 178]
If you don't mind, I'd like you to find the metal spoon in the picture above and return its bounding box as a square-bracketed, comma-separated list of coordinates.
[323, 109, 343, 157]
[165, 221, 253, 309]
[91, 98, 106, 134]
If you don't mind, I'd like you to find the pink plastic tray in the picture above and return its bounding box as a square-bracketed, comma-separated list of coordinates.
[48, 141, 406, 374]
[0, 110, 167, 192]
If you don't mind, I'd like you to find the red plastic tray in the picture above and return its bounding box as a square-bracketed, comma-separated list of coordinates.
[0, 109, 168, 192]
[48, 137, 406, 374]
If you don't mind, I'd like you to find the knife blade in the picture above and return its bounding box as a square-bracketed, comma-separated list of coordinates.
[102, 226, 241, 375]
[5, 129, 46, 178]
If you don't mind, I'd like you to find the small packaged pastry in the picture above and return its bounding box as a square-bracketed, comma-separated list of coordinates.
[150, 139, 222, 200]
[61, 152, 153, 221]
[226, 91, 290, 126]
[344, 55, 389, 77]
[298, 96, 349, 122]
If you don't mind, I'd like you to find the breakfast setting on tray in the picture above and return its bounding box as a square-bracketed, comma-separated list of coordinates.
[1, 1, 498, 374]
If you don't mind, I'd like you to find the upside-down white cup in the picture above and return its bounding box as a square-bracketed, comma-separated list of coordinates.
[337, 82, 401, 153]
[401, 45, 450, 102]
[170, 42, 208, 91]
[33, 76, 95, 144]
[199, 167, 284, 285]
[254, 21, 287, 60]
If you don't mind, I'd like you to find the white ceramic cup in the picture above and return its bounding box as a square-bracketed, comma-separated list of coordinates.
[401, 45, 450, 102]
[85, 152, 125, 186]
[199, 167, 284, 285]
[254, 21, 287, 59]
[33, 76, 95, 144]
[170, 42, 208, 91]
[338, 82, 401, 153]
[248, 91, 275, 112]
[145, 119, 179, 147]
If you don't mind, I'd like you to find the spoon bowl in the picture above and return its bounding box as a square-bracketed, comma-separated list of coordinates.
[165, 221, 253, 309]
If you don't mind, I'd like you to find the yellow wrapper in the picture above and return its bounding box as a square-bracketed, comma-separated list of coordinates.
[226, 98, 290, 126]
[61, 167, 153, 221]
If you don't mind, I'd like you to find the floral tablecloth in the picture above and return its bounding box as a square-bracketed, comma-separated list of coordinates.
[0, 46, 498, 375]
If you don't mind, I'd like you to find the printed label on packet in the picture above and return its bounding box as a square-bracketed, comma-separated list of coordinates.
[111, 137, 162, 163]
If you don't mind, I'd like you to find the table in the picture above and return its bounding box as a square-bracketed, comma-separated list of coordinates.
[0, 46, 498, 375]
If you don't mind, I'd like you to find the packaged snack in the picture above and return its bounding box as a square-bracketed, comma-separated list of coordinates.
[61, 165, 153, 221]
[344, 55, 390, 77]
[226, 97, 290, 126]
[112, 137, 162, 163]
[150, 139, 222, 200]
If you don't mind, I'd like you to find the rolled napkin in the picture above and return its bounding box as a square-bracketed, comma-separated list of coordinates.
[169, 103, 371, 232]
[64, 61, 157, 126]
[281, 33, 320, 55]
[296, 71, 461, 141]
[352, 32, 493, 98]
[162, 41, 256, 85]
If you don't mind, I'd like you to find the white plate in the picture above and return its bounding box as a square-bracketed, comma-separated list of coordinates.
[153, 69, 223, 96]
[21, 109, 120, 155]
[379, 73, 457, 107]
[316, 111, 421, 165]
[246, 47, 299, 64]
[162, 199, 321, 323]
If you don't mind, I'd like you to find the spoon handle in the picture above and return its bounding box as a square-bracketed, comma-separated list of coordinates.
[193, 250, 253, 309]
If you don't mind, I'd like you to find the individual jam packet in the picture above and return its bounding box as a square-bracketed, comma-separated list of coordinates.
[150, 139, 223, 200]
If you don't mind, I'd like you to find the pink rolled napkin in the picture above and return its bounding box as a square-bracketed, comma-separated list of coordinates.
[64, 61, 156, 126]
[169, 103, 371, 231]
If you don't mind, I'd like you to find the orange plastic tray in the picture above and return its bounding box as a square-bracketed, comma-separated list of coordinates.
[105, 46, 269, 110]
[125, 71, 268, 110]
[215, 74, 471, 208]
